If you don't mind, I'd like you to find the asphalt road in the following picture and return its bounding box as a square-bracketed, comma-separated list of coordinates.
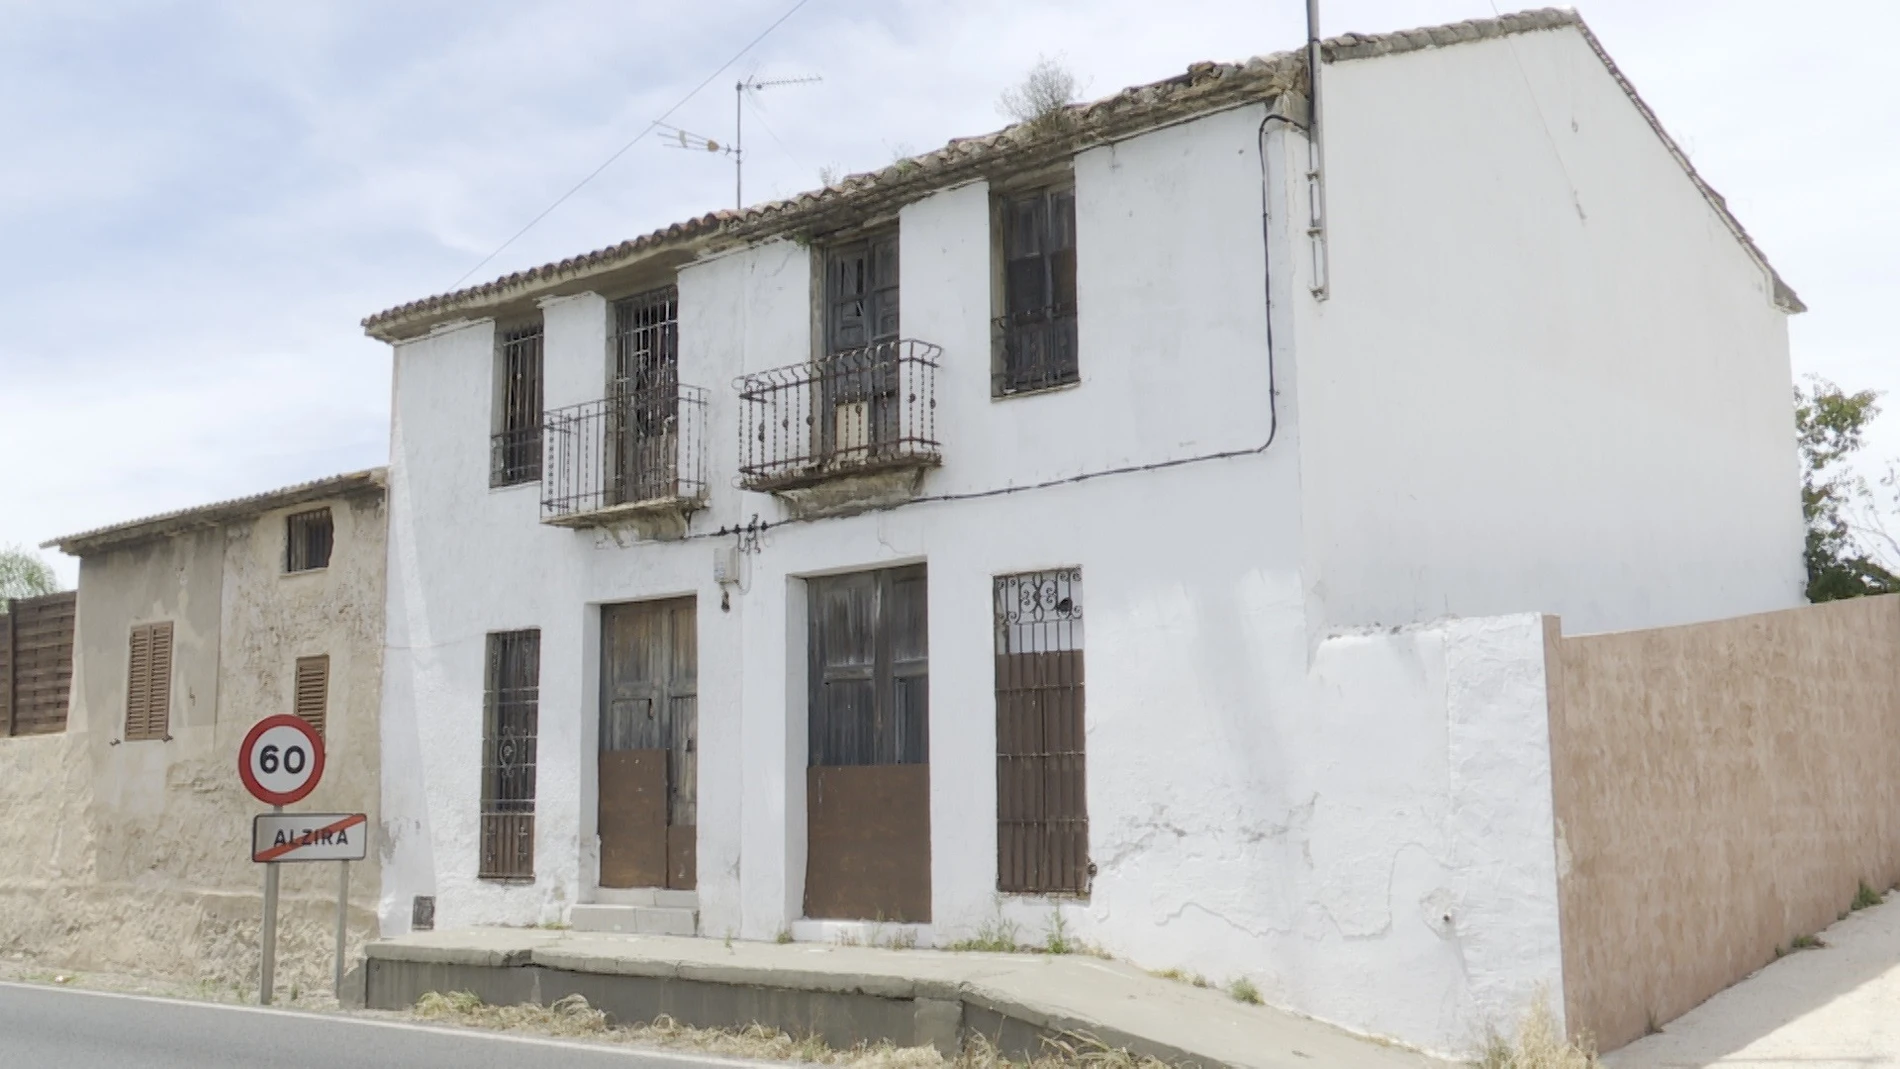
[0, 981, 753, 1069]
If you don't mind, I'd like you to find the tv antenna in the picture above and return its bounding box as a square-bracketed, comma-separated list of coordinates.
[737, 74, 822, 209]
[657, 73, 820, 210]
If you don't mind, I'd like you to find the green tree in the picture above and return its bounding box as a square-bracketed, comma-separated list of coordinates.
[0, 545, 60, 609]
[1795, 378, 1898, 601]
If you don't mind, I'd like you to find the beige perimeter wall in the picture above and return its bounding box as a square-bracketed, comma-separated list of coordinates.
[0, 488, 385, 996]
[1546, 597, 1900, 1050]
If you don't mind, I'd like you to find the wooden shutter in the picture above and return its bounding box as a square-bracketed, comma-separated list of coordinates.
[124, 622, 173, 742]
[295, 655, 329, 736]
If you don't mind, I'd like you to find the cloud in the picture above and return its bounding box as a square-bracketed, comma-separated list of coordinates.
[3, 0, 1898, 590]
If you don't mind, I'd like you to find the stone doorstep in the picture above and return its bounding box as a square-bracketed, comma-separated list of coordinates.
[364, 929, 1452, 1069]
[569, 904, 698, 938]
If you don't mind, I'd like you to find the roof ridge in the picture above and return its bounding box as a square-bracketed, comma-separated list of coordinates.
[362, 5, 1797, 336]
[45, 468, 388, 556]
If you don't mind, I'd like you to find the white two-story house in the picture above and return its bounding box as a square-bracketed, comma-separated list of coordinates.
[367, 9, 1804, 1053]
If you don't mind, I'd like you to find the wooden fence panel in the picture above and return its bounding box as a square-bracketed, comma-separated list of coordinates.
[3, 591, 76, 736]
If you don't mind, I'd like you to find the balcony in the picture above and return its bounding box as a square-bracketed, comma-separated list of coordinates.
[541, 383, 708, 531]
[993, 304, 1078, 396]
[736, 340, 941, 503]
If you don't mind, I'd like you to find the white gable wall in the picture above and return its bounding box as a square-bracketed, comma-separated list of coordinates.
[1294, 26, 1804, 637]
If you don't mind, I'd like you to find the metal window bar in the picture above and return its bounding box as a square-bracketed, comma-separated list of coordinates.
[480, 629, 540, 880]
[285, 508, 333, 572]
[492, 321, 545, 487]
[993, 304, 1079, 395]
[736, 339, 941, 492]
[994, 569, 1088, 896]
[995, 186, 1078, 395]
[541, 384, 708, 521]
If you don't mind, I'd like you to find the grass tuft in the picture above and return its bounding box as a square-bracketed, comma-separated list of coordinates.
[1789, 933, 1826, 951]
[1853, 880, 1884, 912]
[1228, 977, 1263, 1005]
[1478, 999, 1599, 1068]
[410, 992, 1172, 1067]
[946, 916, 1023, 954]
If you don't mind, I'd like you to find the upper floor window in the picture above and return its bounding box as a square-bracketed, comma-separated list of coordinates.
[285, 508, 333, 572]
[824, 232, 899, 355]
[994, 185, 1078, 396]
[124, 621, 173, 742]
[492, 318, 544, 487]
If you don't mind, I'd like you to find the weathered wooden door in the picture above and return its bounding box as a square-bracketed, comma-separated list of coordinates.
[804, 565, 929, 922]
[821, 235, 901, 461]
[599, 597, 697, 890]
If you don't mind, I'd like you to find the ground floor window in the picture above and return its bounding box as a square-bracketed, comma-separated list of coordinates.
[480, 628, 539, 880]
[994, 568, 1088, 895]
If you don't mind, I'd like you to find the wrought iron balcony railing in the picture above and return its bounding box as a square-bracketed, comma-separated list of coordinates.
[736, 339, 941, 492]
[541, 383, 708, 525]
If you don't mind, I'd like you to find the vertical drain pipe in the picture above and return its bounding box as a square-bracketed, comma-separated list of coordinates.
[1305, 0, 1331, 300]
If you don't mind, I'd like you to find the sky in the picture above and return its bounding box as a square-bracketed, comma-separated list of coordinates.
[2, 0, 1896, 587]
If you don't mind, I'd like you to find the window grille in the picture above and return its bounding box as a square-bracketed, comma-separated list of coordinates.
[480, 629, 540, 880]
[285, 508, 333, 572]
[492, 320, 544, 487]
[294, 655, 329, 736]
[994, 568, 1088, 895]
[124, 621, 174, 742]
[994, 186, 1079, 395]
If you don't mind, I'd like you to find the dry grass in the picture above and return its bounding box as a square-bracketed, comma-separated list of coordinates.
[412, 992, 1167, 1068]
[1477, 999, 1598, 1069]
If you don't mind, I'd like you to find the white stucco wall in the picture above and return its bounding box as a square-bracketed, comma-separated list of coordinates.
[377, 32, 1799, 1052]
[1293, 26, 1804, 637]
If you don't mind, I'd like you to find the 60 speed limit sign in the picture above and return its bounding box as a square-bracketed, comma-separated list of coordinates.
[238, 714, 326, 807]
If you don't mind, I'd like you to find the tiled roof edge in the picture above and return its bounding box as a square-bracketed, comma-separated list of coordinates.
[362, 6, 1799, 337]
[44, 468, 388, 557]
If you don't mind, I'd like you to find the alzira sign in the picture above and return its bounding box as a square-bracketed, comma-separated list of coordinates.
[252, 812, 369, 863]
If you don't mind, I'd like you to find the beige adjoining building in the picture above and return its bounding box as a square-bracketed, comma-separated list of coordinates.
[0, 470, 386, 993]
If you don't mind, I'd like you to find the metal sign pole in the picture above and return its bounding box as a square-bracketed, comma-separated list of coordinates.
[334, 860, 349, 998]
[260, 803, 281, 1005]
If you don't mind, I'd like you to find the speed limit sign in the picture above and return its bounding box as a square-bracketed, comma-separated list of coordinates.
[238, 714, 326, 807]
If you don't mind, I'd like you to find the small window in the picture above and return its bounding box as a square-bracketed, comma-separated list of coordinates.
[294, 655, 329, 736]
[994, 185, 1078, 396]
[285, 508, 333, 572]
[480, 629, 540, 880]
[125, 622, 174, 742]
[492, 318, 544, 487]
[994, 568, 1088, 895]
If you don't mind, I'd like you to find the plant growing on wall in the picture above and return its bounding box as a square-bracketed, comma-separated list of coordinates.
[1795, 377, 1899, 601]
[0, 545, 60, 609]
[998, 56, 1083, 132]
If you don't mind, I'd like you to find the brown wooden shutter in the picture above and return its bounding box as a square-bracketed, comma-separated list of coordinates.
[125, 622, 174, 742]
[295, 655, 329, 736]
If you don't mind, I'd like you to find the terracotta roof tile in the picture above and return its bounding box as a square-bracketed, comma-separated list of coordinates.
[362, 6, 1798, 338]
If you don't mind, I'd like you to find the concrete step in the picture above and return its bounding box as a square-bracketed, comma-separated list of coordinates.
[587, 887, 699, 910]
[570, 903, 697, 937]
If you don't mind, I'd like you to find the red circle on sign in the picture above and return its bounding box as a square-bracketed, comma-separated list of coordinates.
[238, 714, 326, 806]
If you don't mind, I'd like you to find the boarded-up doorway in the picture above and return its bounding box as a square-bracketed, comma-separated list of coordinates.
[804, 565, 929, 923]
[600, 597, 697, 890]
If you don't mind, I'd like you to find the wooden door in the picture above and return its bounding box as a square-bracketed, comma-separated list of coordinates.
[804, 565, 930, 922]
[821, 235, 901, 462]
[599, 597, 697, 890]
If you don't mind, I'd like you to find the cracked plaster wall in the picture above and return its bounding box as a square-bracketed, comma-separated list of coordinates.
[0, 493, 385, 994]
[376, 102, 1569, 1058]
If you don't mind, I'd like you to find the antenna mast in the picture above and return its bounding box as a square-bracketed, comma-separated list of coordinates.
[735, 74, 821, 209]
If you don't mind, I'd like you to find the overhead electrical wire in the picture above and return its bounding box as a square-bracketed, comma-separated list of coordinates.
[449, 0, 815, 289]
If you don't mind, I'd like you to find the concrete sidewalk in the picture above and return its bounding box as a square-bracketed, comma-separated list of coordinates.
[1606, 894, 1900, 1068]
[365, 928, 1450, 1069]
